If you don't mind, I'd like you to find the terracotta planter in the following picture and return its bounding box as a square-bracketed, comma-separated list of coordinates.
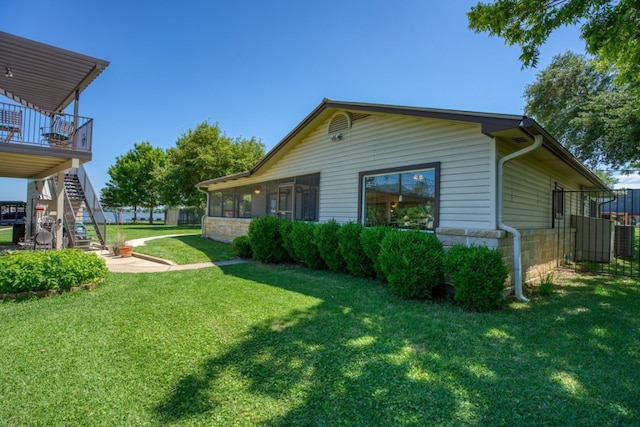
[118, 245, 133, 258]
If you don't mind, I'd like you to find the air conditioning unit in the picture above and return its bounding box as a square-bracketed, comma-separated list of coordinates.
[614, 225, 635, 258]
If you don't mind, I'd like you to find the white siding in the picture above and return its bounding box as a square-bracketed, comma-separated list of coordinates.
[219, 113, 495, 229]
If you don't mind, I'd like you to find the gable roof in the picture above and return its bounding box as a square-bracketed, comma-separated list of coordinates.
[0, 31, 110, 115]
[197, 98, 607, 189]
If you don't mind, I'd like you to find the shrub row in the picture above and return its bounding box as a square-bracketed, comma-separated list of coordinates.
[242, 216, 508, 311]
[0, 249, 108, 293]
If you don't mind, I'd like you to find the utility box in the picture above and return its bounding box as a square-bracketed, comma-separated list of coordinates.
[12, 223, 25, 244]
[614, 225, 635, 258]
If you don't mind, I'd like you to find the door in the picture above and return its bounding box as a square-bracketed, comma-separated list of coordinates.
[277, 185, 293, 219]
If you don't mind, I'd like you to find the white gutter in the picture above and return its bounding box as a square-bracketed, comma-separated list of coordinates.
[497, 134, 543, 302]
[196, 187, 209, 238]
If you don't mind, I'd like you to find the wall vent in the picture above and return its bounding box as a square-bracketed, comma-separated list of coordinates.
[328, 112, 351, 135]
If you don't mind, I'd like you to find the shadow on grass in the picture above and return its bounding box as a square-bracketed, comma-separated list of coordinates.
[154, 264, 640, 425]
[133, 235, 235, 265]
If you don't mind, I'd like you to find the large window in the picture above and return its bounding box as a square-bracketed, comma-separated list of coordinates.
[208, 173, 320, 220]
[359, 163, 439, 231]
[208, 185, 253, 218]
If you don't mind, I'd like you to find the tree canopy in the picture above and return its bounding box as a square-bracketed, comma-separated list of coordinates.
[161, 121, 265, 208]
[524, 51, 640, 171]
[102, 141, 167, 224]
[467, 0, 640, 88]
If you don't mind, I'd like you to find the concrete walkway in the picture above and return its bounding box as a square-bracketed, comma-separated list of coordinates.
[98, 233, 250, 273]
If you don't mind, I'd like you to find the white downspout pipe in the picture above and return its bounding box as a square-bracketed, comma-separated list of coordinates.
[197, 187, 209, 238]
[497, 134, 543, 302]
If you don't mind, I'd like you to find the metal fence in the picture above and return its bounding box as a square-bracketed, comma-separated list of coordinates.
[555, 188, 639, 277]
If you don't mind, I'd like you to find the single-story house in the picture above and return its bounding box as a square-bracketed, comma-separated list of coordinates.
[196, 99, 607, 300]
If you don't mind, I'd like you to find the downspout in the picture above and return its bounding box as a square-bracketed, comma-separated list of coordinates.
[497, 134, 543, 302]
[197, 187, 209, 238]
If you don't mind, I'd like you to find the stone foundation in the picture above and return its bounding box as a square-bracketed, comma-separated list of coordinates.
[203, 217, 251, 243]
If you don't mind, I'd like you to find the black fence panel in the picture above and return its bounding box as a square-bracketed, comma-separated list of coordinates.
[555, 189, 639, 277]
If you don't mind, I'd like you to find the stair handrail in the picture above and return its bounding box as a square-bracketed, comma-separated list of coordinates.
[72, 165, 107, 247]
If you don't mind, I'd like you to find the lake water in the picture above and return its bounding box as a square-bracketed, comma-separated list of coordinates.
[97, 211, 165, 224]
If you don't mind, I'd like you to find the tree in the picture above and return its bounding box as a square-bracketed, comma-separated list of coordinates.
[162, 121, 265, 207]
[99, 182, 126, 224]
[467, 0, 640, 88]
[524, 52, 640, 170]
[104, 142, 167, 224]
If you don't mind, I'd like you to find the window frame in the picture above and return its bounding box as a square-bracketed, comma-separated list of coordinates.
[357, 162, 440, 230]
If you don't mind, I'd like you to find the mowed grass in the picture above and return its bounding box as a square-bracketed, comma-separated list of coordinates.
[0, 227, 12, 244]
[1, 264, 639, 426]
[133, 234, 236, 264]
[105, 224, 201, 242]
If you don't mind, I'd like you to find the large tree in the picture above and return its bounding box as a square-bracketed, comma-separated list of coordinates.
[524, 51, 640, 170]
[162, 121, 265, 207]
[104, 142, 167, 224]
[467, 0, 640, 88]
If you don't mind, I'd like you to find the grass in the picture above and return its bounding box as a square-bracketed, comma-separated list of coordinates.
[0, 226, 12, 244]
[133, 234, 236, 264]
[0, 264, 639, 425]
[105, 224, 200, 243]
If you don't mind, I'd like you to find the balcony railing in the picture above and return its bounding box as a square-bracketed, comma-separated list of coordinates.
[0, 101, 93, 153]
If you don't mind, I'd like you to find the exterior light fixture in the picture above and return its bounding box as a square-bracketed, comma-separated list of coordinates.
[4, 67, 13, 78]
[330, 133, 343, 142]
[254, 188, 261, 195]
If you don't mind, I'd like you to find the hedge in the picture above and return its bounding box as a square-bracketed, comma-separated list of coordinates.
[0, 249, 107, 293]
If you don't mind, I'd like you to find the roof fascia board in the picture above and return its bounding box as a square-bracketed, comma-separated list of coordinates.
[197, 98, 607, 190]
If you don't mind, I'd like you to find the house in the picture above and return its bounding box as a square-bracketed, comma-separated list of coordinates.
[196, 99, 607, 300]
[601, 189, 640, 226]
[0, 31, 109, 248]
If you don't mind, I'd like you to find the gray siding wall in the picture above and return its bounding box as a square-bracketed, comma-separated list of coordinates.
[501, 146, 581, 229]
[237, 113, 497, 229]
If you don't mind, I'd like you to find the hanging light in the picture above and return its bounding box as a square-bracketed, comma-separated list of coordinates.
[4, 67, 13, 78]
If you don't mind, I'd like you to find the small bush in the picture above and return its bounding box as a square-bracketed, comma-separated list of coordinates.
[231, 235, 253, 259]
[279, 219, 296, 261]
[0, 249, 107, 293]
[360, 226, 394, 280]
[444, 244, 508, 312]
[247, 216, 287, 263]
[313, 219, 345, 273]
[378, 230, 444, 299]
[338, 222, 375, 278]
[290, 221, 325, 270]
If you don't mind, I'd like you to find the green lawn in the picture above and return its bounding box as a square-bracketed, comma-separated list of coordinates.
[133, 234, 236, 264]
[0, 227, 12, 244]
[105, 224, 201, 243]
[0, 264, 638, 426]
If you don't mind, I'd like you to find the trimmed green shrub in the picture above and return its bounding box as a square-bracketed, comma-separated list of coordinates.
[338, 222, 374, 278]
[444, 244, 508, 312]
[360, 226, 394, 280]
[378, 230, 444, 299]
[231, 235, 253, 259]
[290, 221, 325, 270]
[247, 216, 287, 263]
[0, 249, 107, 293]
[313, 219, 345, 273]
[279, 219, 296, 261]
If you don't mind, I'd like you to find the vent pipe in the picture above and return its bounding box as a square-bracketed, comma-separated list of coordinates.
[497, 134, 543, 302]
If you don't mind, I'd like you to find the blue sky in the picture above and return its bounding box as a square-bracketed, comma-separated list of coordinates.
[2, 0, 634, 201]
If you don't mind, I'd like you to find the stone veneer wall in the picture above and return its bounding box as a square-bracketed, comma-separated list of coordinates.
[203, 217, 251, 243]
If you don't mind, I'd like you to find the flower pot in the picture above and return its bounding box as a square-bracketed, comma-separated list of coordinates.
[118, 245, 133, 258]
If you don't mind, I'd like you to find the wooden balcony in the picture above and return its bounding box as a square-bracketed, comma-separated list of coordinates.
[0, 102, 93, 179]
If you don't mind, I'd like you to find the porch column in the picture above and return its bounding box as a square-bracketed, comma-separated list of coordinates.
[55, 171, 65, 249]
